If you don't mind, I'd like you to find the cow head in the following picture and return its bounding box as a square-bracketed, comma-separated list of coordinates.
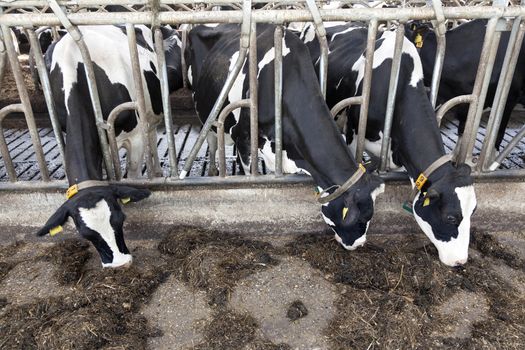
[321, 175, 385, 249]
[404, 20, 433, 48]
[412, 163, 476, 266]
[36, 185, 150, 268]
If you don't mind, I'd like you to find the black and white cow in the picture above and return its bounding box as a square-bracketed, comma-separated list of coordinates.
[302, 23, 477, 266]
[36, 25, 183, 267]
[405, 19, 525, 158]
[187, 23, 385, 250]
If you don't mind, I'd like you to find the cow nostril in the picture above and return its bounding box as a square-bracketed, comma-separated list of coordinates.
[447, 215, 458, 225]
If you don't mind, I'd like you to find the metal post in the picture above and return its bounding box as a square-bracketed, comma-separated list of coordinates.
[179, 0, 252, 179]
[181, 29, 188, 89]
[1, 25, 49, 181]
[457, 16, 500, 164]
[480, 15, 525, 170]
[154, 27, 178, 178]
[305, 0, 328, 98]
[0, 104, 24, 182]
[379, 25, 405, 172]
[48, 0, 116, 180]
[217, 100, 250, 177]
[435, 95, 474, 126]
[249, 21, 258, 176]
[106, 101, 137, 180]
[274, 25, 283, 177]
[330, 96, 363, 118]
[490, 124, 525, 170]
[428, 0, 447, 108]
[0, 30, 7, 104]
[126, 23, 155, 179]
[356, 19, 378, 164]
[26, 28, 67, 170]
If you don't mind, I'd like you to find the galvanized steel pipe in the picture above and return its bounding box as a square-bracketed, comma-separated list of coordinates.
[274, 26, 283, 177]
[1, 25, 49, 181]
[355, 19, 378, 164]
[380, 24, 405, 172]
[180, 0, 252, 179]
[249, 21, 258, 176]
[48, 0, 116, 180]
[26, 28, 67, 171]
[480, 16, 525, 170]
[0, 104, 24, 182]
[217, 100, 250, 177]
[106, 101, 138, 180]
[154, 27, 179, 178]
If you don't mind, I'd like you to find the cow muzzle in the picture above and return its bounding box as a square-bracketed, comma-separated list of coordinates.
[102, 253, 133, 268]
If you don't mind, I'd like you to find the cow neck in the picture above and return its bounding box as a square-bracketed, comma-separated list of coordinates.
[394, 81, 454, 185]
[283, 94, 360, 190]
[418, 33, 437, 85]
[64, 102, 104, 187]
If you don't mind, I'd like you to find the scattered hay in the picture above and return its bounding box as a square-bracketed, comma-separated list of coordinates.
[46, 239, 92, 285]
[195, 309, 258, 350]
[159, 226, 286, 349]
[158, 226, 279, 307]
[286, 233, 525, 349]
[471, 229, 525, 271]
[0, 241, 25, 282]
[0, 238, 167, 350]
[286, 300, 308, 321]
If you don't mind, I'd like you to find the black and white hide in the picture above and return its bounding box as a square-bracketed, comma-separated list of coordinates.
[37, 25, 183, 267]
[186, 23, 385, 250]
[302, 23, 477, 266]
[405, 19, 525, 163]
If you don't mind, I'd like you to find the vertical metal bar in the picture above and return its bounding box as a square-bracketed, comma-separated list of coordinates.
[180, 0, 252, 179]
[480, 16, 525, 170]
[107, 101, 137, 180]
[356, 19, 378, 164]
[126, 23, 155, 179]
[305, 0, 328, 98]
[457, 16, 500, 164]
[379, 25, 404, 172]
[249, 21, 258, 176]
[154, 28, 178, 178]
[26, 28, 67, 170]
[1, 25, 49, 181]
[48, 0, 116, 180]
[181, 29, 188, 89]
[0, 31, 7, 99]
[429, 33, 446, 108]
[217, 100, 250, 178]
[0, 105, 24, 182]
[491, 124, 525, 169]
[274, 26, 283, 177]
[429, 0, 447, 108]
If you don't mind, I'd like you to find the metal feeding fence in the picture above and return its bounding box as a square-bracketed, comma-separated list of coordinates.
[0, 0, 524, 191]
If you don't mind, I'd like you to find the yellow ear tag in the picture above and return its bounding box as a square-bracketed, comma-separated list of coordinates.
[49, 225, 63, 236]
[121, 197, 131, 204]
[415, 33, 423, 48]
[423, 197, 430, 207]
[342, 207, 349, 220]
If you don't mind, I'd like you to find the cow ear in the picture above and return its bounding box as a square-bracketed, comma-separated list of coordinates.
[425, 188, 440, 200]
[456, 163, 472, 177]
[342, 194, 360, 225]
[36, 202, 71, 236]
[111, 185, 151, 203]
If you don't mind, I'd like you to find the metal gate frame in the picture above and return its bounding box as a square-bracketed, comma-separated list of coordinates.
[0, 0, 524, 192]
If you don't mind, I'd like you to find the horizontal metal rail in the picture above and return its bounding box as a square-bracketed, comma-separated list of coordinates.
[1, 1, 525, 190]
[2, 7, 525, 27]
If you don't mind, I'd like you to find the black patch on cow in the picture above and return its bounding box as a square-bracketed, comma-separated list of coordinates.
[144, 70, 163, 115]
[116, 25, 154, 52]
[149, 61, 157, 74]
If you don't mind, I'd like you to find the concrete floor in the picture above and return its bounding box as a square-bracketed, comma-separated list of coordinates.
[1, 228, 524, 349]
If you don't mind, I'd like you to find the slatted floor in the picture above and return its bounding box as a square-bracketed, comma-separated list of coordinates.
[0, 114, 524, 182]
